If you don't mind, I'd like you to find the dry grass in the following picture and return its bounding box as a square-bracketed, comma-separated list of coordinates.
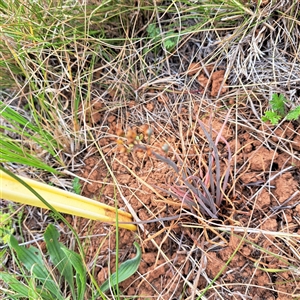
[1, 0, 300, 299]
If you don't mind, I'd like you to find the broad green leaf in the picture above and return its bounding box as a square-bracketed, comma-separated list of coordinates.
[61, 247, 86, 300]
[8, 235, 64, 300]
[100, 242, 141, 293]
[44, 224, 75, 298]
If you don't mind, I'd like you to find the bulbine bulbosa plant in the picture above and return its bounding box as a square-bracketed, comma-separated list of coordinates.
[142, 111, 232, 219]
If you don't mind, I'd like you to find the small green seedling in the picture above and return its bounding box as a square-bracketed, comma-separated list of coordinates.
[1, 224, 141, 299]
[0, 212, 13, 244]
[100, 242, 141, 293]
[146, 23, 178, 52]
[262, 93, 300, 125]
[0, 204, 23, 244]
[72, 177, 82, 195]
[286, 106, 300, 121]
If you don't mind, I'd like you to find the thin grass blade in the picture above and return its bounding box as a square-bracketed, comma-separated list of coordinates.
[198, 120, 222, 207]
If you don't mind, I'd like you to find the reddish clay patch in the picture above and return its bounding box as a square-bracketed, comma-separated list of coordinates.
[72, 103, 300, 299]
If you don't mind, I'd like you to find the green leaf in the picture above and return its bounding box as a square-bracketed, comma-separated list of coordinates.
[163, 31, 178, 51]
[100, 242, 141, 293]
[0, 212, 14, 243]
[286, 106, 300, 121]
[27, 275, 55, 300]
[147, 23, 160, 38]
[8, 235, 64, 300]
[0, 100, 40, 133]
[0, 272, 29, 297]
[262, 110, 282, 125]
[44, 224, 75, 299]
[164, 37, 176, 51]
[72, 177, 82, 195]
[61, 247, 86, 300]
[270, 93, 287, 116]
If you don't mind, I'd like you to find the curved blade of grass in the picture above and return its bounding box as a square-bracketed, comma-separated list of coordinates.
[184, 176, 217, 218]
[44, 224, 75, 299]
[0, 100, 60, 157]
[0, 102, 60, 173]
[151, 148, 217, 217]
[216, 134, 232, 201]
[100, 241, 141, 293]
[198, 120, 222, 207]
[0, 138, 58, 173]
[197, 234, 244, 300]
